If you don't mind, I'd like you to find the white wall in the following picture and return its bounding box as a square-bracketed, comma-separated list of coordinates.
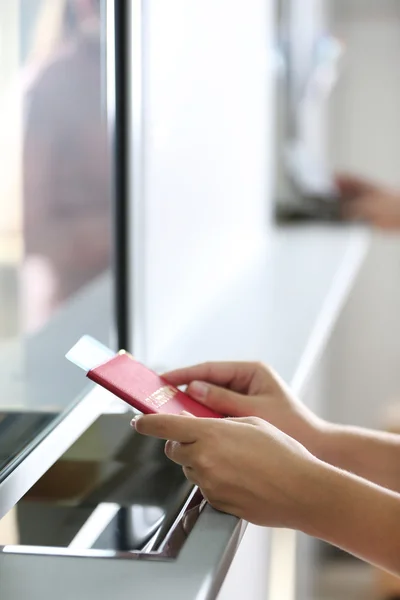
[132, 4, 278, 598]
[136, 0, 273, 366]
[325, 0, 400, 428]
[0, 2, 22, 236]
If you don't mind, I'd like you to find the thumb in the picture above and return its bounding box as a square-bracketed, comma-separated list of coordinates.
[186, 381, 254, 417]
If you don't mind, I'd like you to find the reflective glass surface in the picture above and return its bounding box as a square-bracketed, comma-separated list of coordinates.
[0, 414, 201, 559]
[0, 0, 114, 478]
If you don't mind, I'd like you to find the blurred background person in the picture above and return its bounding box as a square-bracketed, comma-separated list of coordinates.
[22, 0, 111, 333]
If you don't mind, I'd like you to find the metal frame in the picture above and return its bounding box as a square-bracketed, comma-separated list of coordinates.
[112, 0, 146, 359]
[110, 0, 130, 351]
[1, 486, 204, 562]
[126, 0, 147, 361]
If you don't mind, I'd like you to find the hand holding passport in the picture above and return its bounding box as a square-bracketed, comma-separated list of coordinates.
[67, 338, 399, 573]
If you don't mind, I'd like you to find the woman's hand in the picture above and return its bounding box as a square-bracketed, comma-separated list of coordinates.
[161, 362, 325, 455]
[133, 413, 320, 529]
[134, 412, 400, 575]
[337, 174, 400, 230]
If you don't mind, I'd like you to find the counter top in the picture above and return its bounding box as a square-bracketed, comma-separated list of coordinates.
[155, 224, 368, 393]
[0, 224, 370, 600]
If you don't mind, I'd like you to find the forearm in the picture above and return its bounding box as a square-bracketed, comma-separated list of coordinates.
[307, 421, 400, 492]
[300, 460, 400, 575]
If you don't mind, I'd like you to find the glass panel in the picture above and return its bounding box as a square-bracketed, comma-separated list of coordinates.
[0, 0, 114, 479]
[0, 414, 202, 559]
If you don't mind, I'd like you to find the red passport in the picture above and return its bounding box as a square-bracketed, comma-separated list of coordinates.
[66, 336, 222, 418]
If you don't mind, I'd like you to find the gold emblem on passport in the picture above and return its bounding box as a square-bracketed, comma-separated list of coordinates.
[146, 385, 177, 409]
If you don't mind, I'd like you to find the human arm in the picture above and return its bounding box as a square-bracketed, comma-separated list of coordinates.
[310, 422, 400, 493]
[162, 362, 400, 492]
[134, 413, 400, 576]
[300, 455, 400, 575]
[337, 173, 400, 230]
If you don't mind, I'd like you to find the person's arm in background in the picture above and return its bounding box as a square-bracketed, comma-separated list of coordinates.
[337, 174, 400, 229]
[162, 362, 400, 492]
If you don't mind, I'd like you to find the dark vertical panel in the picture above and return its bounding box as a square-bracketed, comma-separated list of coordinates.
[109, 0, 131, 350]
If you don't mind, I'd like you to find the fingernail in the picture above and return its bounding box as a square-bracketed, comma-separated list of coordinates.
[189, 381, 209, 400]
[130, 415, 141, 428]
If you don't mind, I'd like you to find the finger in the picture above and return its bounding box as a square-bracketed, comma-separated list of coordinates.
[200, 493, 236, 517]
[165, 440, 194, 466]
[133, 413, 209, 443]
[162, 361, 260, 393]
[183, 466, 201, 486]
[226, 416, 265, 427]
[185, 381, 255, 417]
[181, 411, 195, 417]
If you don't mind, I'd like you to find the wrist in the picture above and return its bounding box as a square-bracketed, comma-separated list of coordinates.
[293, 456, 340, 537]
[287, 408, 330, 459]
[307, 421, 349, 465]
[294, 456, 366, 541]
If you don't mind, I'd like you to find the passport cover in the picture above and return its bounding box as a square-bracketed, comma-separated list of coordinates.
[87, 352, 223, 418]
